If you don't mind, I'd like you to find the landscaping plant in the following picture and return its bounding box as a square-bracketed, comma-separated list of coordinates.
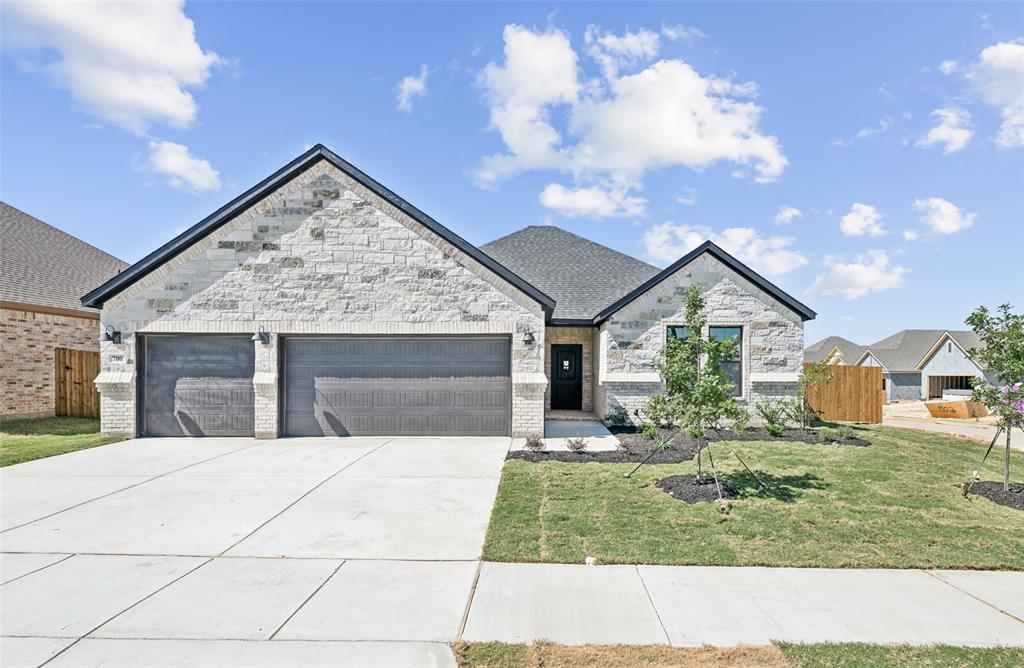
[639, 422, 659, 441]
[644, 286, 744, 482]
[524, 433, 545, 452]
[965, 303, 1024, 492]
[755, 398, 789, 436]
[604, 405, 629, 427]
[566, 436, 587, 453]
[789, 361, 833, 428]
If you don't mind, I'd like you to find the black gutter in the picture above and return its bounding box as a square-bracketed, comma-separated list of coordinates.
[593, 240, 816, 324]
[82, 144, 556, 315]
[547, 318, 596, 327]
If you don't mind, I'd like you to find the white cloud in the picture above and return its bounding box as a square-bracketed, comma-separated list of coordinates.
[474, 24, 787, 202]
[806, 250, 908, 300]
[916, 107, 973, 154]
[396, 64, 428, 112]
[146, 140, 220, 192]
[965, 41, 1024, 147]
[640, 222, 808, 276]
[902, 229, 920, 241]
[584, 25, 660, 80]
[538, 183, 645, 218]
[939, 59, 959, 75]
[833, 116, 892, 146]
[840, 203, 887, 237]
[661, 22, 707, 46]
[914, 197, 977, 235]
[676, 186, 697, 206]
[3, 0, 222, 134]
[773, 205, 803, 226]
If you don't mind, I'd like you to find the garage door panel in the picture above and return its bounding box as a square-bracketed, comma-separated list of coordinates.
[284, 337, 511, 437]
[143, 337, 255, 437]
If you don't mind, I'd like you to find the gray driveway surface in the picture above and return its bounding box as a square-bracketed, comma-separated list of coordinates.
[1, 436, 509, 667]
[3, 436, 1023, 667]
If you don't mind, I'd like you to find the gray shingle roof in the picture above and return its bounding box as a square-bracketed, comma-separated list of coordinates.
[806, 329, 985, 371]
[481, 225, 660, 320]
[804, 336, 864, 364]
[0, 202, 127, 314]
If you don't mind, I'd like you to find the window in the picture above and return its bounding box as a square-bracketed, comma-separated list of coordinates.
[709, 326, 742, 396]
[666, 326, 690, 340]
[882, 378, 888, 391]
[947, 342, 952, 353]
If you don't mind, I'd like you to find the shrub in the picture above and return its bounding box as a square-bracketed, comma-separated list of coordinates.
[755, 398, 789, 431]
[566, 436, 587, 452]
[604, 405, 629, 426]
[525, 433, 544, 451]
[819, 426, 839, 442]
[765, 422, 785, 437]
[835, 425, 855, 440]
[639, 422, 659, 441]
[731, 409, 751, 434]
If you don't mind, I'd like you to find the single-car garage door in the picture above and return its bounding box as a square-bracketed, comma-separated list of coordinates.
[141, 336, 255, 437]
[284, 337, 510, 437]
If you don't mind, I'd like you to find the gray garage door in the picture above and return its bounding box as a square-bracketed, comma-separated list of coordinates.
[142, 336, 255, 437]
[284, 337, 511, 437]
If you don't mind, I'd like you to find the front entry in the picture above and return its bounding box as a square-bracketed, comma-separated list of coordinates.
[550, 344, 583, 410]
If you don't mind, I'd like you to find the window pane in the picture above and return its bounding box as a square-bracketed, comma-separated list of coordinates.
[721, 361, 742, 396]
[666, 326, 690, 340]
[710, 326, 742, 350]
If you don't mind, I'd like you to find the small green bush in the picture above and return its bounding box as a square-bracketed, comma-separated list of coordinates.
[604, 405, 629, 427]
[836, 425, 855, 440]
[731, 409, 751, 433]
[639, 422, 659, 441]
[755, 398, 789, 430]
[765, 422, 785, 437]
[819, 426, 839, 442]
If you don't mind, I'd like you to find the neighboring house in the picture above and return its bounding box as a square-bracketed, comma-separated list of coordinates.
[804, 336, 864, 366]
[0, 202, 128, 420]
[805, 329, 996, 401]
[82, 145, 815, 439]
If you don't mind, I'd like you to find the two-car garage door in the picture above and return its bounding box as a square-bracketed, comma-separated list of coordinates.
[139, 335, 511, 437]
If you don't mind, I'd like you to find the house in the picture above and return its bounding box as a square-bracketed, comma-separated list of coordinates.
[82, 145, 815, 439]
[1, 202, 128, 420]
[805, 329, 996, 401]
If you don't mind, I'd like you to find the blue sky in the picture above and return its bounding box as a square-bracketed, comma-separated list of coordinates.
[2, 1, 1022, 345]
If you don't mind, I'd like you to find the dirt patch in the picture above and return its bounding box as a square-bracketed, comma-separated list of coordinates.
[970, 481, 1024, 511]
[509, 425, 867, 464]
[455, 640, 790, 668]
[656, 475, 737, 504]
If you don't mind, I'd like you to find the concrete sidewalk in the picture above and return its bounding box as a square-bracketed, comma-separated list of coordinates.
[463, 563, 1024, 648]
[883, 416, 1024, 451]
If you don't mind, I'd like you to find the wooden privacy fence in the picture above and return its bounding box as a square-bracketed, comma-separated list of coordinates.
[803, 363, 885, 423]
[55, 347, 100, 419]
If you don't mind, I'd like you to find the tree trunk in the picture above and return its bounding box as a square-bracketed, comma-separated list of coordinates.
[695, 438, 704, 483]
[1006, 428, 1012, 493]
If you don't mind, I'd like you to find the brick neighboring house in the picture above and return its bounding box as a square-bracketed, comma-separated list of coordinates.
[82, 145, 815, 439]
[1, 203, 128, 420]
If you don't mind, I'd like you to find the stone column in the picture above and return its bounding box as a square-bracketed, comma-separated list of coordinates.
[253, 332, 279, 439]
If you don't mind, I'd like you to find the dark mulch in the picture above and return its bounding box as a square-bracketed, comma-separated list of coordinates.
[970, 481, 1024, 511]
[656, 475, 737, 504]
[509, 425, 868, 464]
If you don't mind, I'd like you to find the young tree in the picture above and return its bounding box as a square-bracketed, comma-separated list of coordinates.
[789, 361, 834, 429]
[966, 303, 1024, 492]
[645, 287, 744, 482]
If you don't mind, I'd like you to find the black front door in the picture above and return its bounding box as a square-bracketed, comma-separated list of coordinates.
[550, 344, 582, 410]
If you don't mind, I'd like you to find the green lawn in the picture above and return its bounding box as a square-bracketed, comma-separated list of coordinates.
[483, 426, 1024, 569]
[0, 417, 124, 467]
[456, 641, 1024, 668]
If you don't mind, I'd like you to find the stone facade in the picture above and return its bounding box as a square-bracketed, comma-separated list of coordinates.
[594, 253, 805, 422]
[97, 161, 546, 437]
[1, 307, 99, 419]
[544, 326, 594, 413]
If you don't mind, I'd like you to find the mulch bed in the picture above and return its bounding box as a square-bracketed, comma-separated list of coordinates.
[970, 481, 1024, 511]
[508, 425, 868, 464]
[656, 475, 737, 504]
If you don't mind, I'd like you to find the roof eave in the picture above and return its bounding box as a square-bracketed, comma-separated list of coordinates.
[593, 241, 817, 325]
[81, 145, 555, 314]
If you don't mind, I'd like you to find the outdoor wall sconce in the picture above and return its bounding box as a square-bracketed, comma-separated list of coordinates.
[251, 326, 270, 345]
[522, 330, 536, 346]
[99, 325, 121, 344]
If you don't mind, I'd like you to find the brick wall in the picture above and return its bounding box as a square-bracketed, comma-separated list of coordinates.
[1, 307, 99, 420]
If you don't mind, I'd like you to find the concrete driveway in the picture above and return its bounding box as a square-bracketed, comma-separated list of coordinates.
[0, 436, 510, 667]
